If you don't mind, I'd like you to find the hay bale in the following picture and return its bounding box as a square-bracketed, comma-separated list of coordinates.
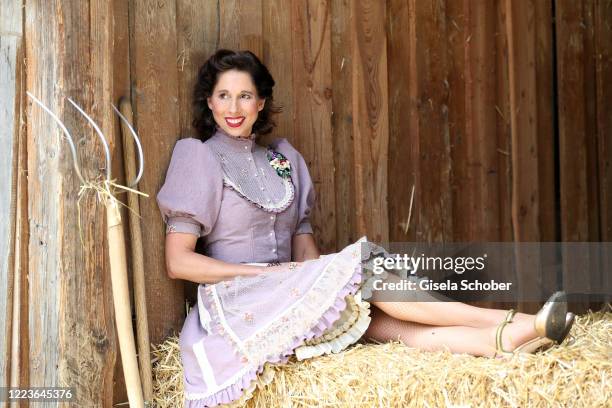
[151, 308, 612, 407]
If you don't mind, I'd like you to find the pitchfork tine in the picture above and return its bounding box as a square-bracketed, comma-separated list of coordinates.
[67, 97, 112, 183]
[26, 92, 86, 185]
[112, 104, 144, 187]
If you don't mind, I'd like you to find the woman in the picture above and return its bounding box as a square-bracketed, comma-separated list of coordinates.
[157, 49, 574, 407]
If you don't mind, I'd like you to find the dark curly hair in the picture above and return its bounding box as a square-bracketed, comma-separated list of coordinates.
[192, 49, 281, 142]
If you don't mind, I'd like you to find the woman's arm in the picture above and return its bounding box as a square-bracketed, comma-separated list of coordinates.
[292, 233, 320, 262]
[165, 233, 265, 284]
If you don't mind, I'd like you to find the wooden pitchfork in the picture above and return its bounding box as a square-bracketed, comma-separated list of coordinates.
[26, 92, 146, 408]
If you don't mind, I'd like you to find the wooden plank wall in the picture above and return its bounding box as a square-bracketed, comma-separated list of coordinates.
[123, 0, 612, 343]
[2, 0, 608, 404]
[0, 0, 23, 390]
[24, 0, 118, 405]
[556, 0, 612, 306]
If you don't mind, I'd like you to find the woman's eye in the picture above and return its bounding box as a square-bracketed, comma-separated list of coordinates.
[241, 94, 252, 99]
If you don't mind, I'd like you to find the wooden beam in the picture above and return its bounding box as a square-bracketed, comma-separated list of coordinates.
[387, 0, 416, 242]
[262, 0, 294, 146]
[330, 0, 356, 247]
[219, 0, 263, 57]
[595, 0, 612, 302]
[351, 0, 389, 243]
[409, 0, 453, 243]
[130, 0, 185, 344]
[291, 0, 337, 251]
[0, 0, 23, 389]
[556, 0, 598, 310]
[505, 0, 542, 309]
[24, 0, 117, 404]
[176, 0, 218, 139]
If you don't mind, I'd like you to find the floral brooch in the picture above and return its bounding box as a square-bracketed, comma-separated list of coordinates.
[266, 149, 292, 179]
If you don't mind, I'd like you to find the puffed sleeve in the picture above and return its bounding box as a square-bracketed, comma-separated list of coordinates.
[156, 138, 223, 237]
[272, 139, 316, 235]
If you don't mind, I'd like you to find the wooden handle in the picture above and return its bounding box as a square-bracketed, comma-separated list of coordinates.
[107, 202, 145, 407]
[119, 97, 154, 402]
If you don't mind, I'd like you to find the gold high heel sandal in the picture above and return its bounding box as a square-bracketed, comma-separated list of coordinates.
[533, 291, 569, 342]
[493, 292, 574, 358]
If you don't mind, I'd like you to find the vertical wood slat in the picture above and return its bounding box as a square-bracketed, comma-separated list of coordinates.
[495, 0, 514, 244]
[595, 0, 612, 301]
[291, 0, 337, 252]
[448, 0, 500, 242]
[130, 0, 184, 344]
[25, 0, 117, 404]
[387, 0, 415, 242]
[176, 0, 218, 139]
[447, 0, 469, 243]
[14, 65, 29, 406]
[330, 0, 356, 248]
[534, 0, 558, 301]
[556, 0, 599, 308]
[505, 0, 543, 309]
[410, 0, 453, 243]
[219, 0, 263, 57]
[534, 0, 557, 244]
[0, 0, 23, 389]
[263, 0, 295, 147]
[351, 0, 389, 244]
[465, 0, 500, 241]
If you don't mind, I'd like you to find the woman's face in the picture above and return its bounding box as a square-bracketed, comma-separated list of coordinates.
[207, 69, 265, 138]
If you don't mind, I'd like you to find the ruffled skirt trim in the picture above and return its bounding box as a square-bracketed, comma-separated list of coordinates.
[184, 266, 370, 407]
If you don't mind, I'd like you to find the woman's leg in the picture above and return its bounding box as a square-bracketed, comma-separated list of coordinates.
[370, 274, 534, 328]
[369, 298, 533, 328]
[364, 306, 536, 357]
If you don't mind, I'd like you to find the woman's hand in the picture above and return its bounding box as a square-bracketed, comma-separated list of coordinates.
[164, 232, 264, 284]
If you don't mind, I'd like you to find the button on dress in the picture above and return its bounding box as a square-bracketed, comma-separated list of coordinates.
[157, 129, 372, 407]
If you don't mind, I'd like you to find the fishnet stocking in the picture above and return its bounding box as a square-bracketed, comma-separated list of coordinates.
[363, 306, 497, 357]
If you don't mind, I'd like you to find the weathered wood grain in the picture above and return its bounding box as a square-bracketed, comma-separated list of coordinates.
[263, 0, 295, 152]
[533, 0, 558, 302]
[13, 59, 29, 406]
[556, 0, 596, 310]
[262, 0, 293, 147]
[409, 0, 453, 243]
[505, 0, 542, 310]
[465, 0, 500, 241]
[534, 0, 557, 243]
[387, 0, 416, 243]
[495, 0, 514, 244]
[130, 0, 185, 344]
[595, 0, 612, 301]
[446, 0, 468, 242]
[219, 0, 263, 57]
[350, 0, 389, 244]
[25, 0, 117, 404]
[330, 0, 356, 248]
[176, 0, 218, 139]
[0, 0, 23, 389]
[291, 0, 337, 252]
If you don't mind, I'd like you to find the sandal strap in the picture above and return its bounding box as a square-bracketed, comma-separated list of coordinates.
[495, 309, 517, 354]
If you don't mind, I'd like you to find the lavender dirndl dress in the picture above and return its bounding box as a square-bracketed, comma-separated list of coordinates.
[157, 129, 372, 407]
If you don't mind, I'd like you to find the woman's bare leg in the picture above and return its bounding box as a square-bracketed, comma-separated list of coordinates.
[370, 299, 534, 328]
[364, 306, 537, 357]
[370, 274, 534, 328]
